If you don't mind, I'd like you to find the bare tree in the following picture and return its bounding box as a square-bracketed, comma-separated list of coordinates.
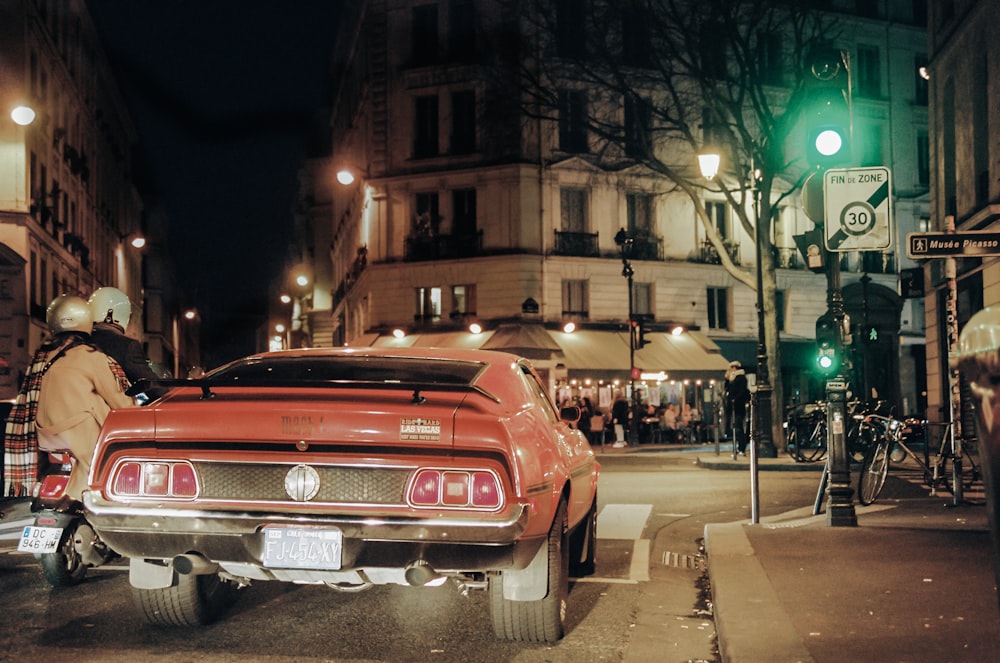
[490, 0, 842, 450]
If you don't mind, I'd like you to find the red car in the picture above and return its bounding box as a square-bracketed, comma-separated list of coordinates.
[84, 347, 599, 643]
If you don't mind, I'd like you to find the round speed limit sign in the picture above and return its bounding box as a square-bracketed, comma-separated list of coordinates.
[840, 201, 876, 236]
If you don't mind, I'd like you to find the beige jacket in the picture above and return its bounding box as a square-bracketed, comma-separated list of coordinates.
[36, 343, 135, 498]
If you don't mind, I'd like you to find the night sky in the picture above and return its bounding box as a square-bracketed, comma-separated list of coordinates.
[85, 1, 343, 367]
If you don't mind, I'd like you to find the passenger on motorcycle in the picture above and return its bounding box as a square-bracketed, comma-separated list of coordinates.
[34, 295, 136, 501]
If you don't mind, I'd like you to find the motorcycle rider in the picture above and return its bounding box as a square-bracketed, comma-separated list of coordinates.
[35, 295, 136, 501]
[88, 287, 163, 387]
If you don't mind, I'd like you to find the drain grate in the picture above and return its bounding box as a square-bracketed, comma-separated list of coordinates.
[661, 550, 705, 570]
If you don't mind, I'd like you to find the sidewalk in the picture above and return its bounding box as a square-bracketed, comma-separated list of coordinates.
[704, 472, 999, 663]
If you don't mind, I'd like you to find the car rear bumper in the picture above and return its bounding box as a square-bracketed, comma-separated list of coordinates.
[83, 491, 537, 574]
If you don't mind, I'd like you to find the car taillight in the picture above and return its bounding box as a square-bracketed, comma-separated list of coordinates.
[110, 460, 199, 499]
[38, 474, 70, 499]
[407, 469, 502, 510]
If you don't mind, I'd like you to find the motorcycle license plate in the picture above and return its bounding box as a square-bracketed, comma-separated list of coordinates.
[17, 526, 63, 553]
[261, 527, 342, 570]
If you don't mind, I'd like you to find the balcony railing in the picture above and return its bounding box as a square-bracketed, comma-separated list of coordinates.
[628, 233, 663, 261]
[697, 239, 741, 266]
[553, 230, 599, 257]
[405, 230, 484, 261]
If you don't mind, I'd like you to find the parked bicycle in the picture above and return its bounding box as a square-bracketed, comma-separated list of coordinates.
[857, 419, 983, 506]
[785, 399, 885, 463]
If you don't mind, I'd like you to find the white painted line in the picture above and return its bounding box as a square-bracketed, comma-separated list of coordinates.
[631, 539, 650, 582]
[597, 503, 652, 540]
[573, 576, 639, 584]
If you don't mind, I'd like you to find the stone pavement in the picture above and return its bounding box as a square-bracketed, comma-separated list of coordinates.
[698, 454, 999, 663]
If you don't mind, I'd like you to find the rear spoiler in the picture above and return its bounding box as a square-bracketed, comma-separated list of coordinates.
[126, 378, 501, 404]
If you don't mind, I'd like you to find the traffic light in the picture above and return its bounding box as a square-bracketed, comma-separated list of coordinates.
[815, 312, 840, 376]
[630, 318, 651, 350]
[804, 47, 851, 169]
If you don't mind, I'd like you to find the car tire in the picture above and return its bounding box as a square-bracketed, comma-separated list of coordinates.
[40, 523, 88, 587]
[133, 572, 238, 626]
[489, 499, 568, 643]
[569, 495, 597, 577]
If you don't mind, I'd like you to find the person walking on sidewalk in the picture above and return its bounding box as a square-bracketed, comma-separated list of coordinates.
[611, 391, 630, 448]
[724, 360, 750, 455]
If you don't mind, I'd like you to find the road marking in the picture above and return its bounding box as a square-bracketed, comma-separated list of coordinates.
[597, 503, 651, 540]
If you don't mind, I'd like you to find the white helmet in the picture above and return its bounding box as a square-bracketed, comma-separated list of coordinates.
[46, 295, 93, 335]
[88, 287, 131, 329]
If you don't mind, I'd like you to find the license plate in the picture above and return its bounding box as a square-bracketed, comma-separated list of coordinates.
[261, 527, 343, 570]
[17, 526, 63, 554]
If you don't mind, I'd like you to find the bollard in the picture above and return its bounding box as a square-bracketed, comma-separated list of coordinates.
[956, 306, 1000, 611]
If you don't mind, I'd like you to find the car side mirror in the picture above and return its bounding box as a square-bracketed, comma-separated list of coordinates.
[560, 405, 581, 423]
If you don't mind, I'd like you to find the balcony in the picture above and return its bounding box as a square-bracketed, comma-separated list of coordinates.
[628, 232, 664, 261]
[405, 230, 484, 261]
[697, 239, 741, 266]
[553, 230, 599, 257]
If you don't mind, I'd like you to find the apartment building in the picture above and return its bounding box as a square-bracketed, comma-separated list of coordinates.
[292, 0, 929, 418]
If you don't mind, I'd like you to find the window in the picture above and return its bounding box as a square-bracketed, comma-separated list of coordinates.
[560, 188, 587, 232]
[701, 108, 728, 152]
[707, 287, 729, 330]
[856, 46, 881, 98]
[914, 55, 928, 105]
[757, 32, 783, 85]
[414, 95, 439, 158]
[700, 24, 726, 78]
[451, 284, 476, 317]
[414, 192, 440, 235]
[624, 94, 651, 158]
[707, 201, 729, 241]
[627, 192, 654, 234]
[448, 1, 475, 61]
[916, 131, 929, 187]
[562, 279, 589, 317]
[556, 0, 585, 58]
[558, 90, 587, 153]
[775, 290, 785, 332]
[415, 286, 442, 322]
[412, 4, 439, 66]
[621, 5, 651, 67]
[452, 188, 476, 237]
[450, 89, 476, 154]
[857, 123, 882, 167]
[633, 282, 652, 317]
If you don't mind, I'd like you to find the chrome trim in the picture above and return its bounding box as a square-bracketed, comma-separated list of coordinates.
[82, 491, 530, 546]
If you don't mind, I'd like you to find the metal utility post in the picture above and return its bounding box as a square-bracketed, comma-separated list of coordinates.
[615, 228, 637, 408]
[824, 256, 858, 526]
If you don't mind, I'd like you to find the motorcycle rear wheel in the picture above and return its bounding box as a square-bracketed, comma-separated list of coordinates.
[40, 523, 88, 587]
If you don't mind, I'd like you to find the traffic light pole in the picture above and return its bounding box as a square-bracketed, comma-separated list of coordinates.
[824, 253, 858, 527]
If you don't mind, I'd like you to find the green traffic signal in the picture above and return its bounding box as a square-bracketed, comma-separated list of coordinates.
[814, 128, 844, 157]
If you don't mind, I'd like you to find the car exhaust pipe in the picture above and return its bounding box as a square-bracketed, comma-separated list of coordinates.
[172, 553, 218, 576]
[404, 560, 447, 587]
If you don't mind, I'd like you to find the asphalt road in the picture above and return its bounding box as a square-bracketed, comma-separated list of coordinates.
[0, 449, 822, 662]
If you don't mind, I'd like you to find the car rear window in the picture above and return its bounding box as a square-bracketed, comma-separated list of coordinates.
[208, 355, 485, 386]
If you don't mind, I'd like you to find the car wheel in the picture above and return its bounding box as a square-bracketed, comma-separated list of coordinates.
[40, 523, 88, 587]
[133, 572, 238, 626]
[569, 495, 597, 577]
[489, 499, 568, 643]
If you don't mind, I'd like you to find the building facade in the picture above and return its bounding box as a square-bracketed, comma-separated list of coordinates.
[291, 0, 930, 420]
[0, 0, 191, 395]
[925, 0, 1000, 431]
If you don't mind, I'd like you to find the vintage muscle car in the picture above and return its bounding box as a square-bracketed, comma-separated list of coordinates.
[83, 347, 599, 642]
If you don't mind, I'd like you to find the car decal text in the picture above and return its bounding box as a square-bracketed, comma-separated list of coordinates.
[400, 417, 442, 441]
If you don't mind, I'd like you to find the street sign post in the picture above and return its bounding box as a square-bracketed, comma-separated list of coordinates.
[906, 231, 1000, 259]
[823, 166, 893, 252]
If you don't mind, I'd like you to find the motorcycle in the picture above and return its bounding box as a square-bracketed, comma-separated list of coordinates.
[16, 451, 117, 587]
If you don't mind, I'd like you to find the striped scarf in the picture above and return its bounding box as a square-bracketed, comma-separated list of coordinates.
[3, 342, 130, 497]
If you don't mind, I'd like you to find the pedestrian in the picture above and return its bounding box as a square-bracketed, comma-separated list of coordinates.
[724, 360, 750, 455]
[577, 395, 594, 441]
[35, 295, 136, 500]
[611, 391, 629, 448]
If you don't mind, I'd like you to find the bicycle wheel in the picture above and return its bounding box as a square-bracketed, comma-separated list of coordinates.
[858, 441, 890, 506]
[798, 422, 827, 463]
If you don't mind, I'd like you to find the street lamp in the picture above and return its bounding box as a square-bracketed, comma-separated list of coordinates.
[698, 150, 777, 458]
